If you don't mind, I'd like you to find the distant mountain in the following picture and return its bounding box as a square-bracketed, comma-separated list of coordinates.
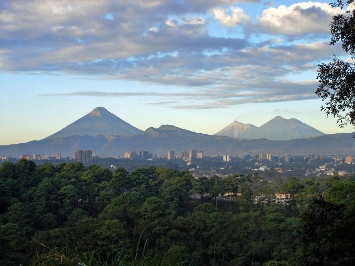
[46, 107, 142, 139]
[216, 116, 324, 140]
[0, 126, 353, 157]
[1, 108, 351, 158]
[215, 121, 257, 138]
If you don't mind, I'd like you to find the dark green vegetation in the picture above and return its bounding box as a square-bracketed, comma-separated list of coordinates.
[316, 0, 355, 128]
[1, 159, 355, 265]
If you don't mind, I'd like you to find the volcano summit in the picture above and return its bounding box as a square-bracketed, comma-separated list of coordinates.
[46, 107, 142, 139]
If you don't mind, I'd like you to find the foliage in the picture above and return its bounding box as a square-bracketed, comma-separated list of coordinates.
[299, 196, 355, 265]
[316, 0, 355, 127]
[1, 159, 355, 265]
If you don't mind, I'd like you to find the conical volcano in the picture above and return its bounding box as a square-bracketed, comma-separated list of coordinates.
[246, 116, 324, 140]
[215, 120, 257, 138]
[46, 107, 142, 139]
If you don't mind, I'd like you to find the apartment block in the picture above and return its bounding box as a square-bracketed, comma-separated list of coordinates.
[74, 150, 92, 164]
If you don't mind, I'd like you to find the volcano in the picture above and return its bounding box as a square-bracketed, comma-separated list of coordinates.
[46, 107, 142, 139]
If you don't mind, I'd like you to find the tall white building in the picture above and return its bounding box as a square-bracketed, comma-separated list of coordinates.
[223, 155, 230, 162]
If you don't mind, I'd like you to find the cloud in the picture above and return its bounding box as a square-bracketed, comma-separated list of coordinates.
[0, 0, 344, 109]
[258, 2, 342, 35]
[213, 7, 250, 27]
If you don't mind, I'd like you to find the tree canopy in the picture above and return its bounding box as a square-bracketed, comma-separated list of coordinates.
[316, 0, 355, 127]
[1, 160, 355, 265]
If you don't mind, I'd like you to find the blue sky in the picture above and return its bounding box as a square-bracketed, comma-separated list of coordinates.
[1, 0, 354, 145]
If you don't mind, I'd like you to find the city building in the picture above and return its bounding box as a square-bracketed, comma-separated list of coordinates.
[74, 150, 92, 164]
[32, 154, 41, 160]
[266, 154, 272, 161]
[139, 150, 152, 160]
[182, 151, 189, 161]
[197, 151, 203, 159]
[345, 155, 353, 164]
[167, 151, 176, 160]
[223, 155, 230, 162]
[20, 154, 32, 160]
[53, 154, 61, 160]
[189, 150, 198, 160]
[124, 151, 138, 159]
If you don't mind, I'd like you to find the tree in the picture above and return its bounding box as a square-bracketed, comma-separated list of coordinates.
[283, 177, 304, 196]
[299, 196, 355, 265]
[0, 223, 30, 265]
[316, 0, 355, 127]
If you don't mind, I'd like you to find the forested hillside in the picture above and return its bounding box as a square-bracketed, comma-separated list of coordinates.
[1, 160, 355, 265]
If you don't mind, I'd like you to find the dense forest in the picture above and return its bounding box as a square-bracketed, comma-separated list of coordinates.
[1, 159, 355, 265]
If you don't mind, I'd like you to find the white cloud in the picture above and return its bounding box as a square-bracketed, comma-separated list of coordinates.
[213, 7, 250, 27]
[165, 19, 177, 27]
[0, 0, 345, 108]
[182, 17, 206, 25]
[258, 2, 342, 35]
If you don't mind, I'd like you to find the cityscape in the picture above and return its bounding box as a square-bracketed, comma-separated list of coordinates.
[3, 1, 355, 265]
[2, 148, 355, 178]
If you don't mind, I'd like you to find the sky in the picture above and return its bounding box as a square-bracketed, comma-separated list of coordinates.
[1, 0, 355, 145]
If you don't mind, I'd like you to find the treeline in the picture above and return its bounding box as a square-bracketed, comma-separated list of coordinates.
[1, 159, 355, 265]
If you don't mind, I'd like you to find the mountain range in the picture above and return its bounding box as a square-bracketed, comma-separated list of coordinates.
[0, 107, 354, 157]
[215, 116, 325, 140]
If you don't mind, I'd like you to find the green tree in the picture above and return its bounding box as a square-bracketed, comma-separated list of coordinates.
[131, 166, 161, 196]
[94, 219, 132, 261]
[100, 192, 144, 247]
[112, 167, 133, 192]
[284, 177, 304, 196]
[239, 182, 253, 212]
[139, 196, 170, 252]
[0, 223, 30, 265]
[57, 184, 79, 218]
[325, 180, 355, 205]
[193, 176, 212, 200]
[7, 202, 35, 235]
[316, 0, 355, 127]
[161, 174, 193, 217]
[36, 162, 56, 179]
[0, 162, 18, 213]
[299, 196, 355, 265]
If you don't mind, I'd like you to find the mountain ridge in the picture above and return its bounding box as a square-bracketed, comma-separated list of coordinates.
[215, 121, 258, 138]
[215, 116, 324, 140]
[1, 107, 352, 157]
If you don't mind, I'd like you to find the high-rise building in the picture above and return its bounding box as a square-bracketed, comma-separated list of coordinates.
[189, 150, 197, 160]
[197, 151, 203, 159]
[74, 150, 92, 164]
[124, 151, 138, 159]
[284, 154, 289, 163]
[53, 154, 61, 160]
[167, 151, 176, 160]
[182, 151, 189, 161]
[223, 155, 230, 162]
[32, 154, 41, 160]
[266, 154, 272, 161]
[139, 150, 151, 160]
